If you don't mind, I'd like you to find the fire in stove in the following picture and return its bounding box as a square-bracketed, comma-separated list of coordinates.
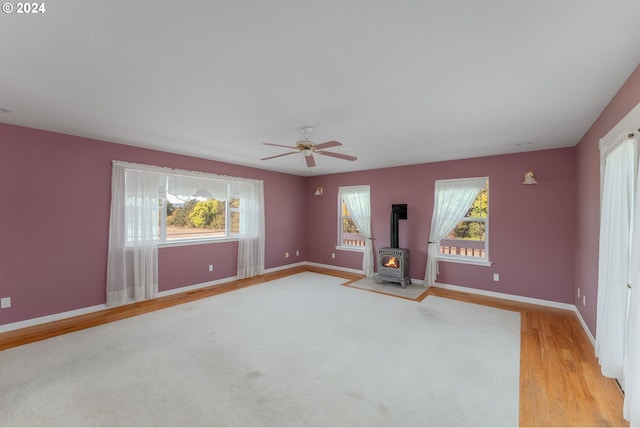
[383, 256, 399, 268]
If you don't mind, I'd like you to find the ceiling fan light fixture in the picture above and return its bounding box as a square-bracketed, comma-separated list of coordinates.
[261, 126, 357, 168]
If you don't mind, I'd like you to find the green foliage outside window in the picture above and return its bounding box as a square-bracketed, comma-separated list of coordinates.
[341, 202, 360, 233]
[167, 199, 199, 227]
[448, 188, 488, 241]
[166, 198, 226, 229]
[189, 200, 225, 228]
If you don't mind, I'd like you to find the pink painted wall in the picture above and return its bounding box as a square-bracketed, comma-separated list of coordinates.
[575, 64, 640, 336]
[0, 124, 307, 326]
[306, 147, 577, 303]
[6, 59, 640, 331]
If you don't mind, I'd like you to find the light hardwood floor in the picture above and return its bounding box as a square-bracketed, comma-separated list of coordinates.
[0, 265, 627, 427]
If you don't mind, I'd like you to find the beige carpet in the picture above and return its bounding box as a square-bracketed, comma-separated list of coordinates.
[347, 276, 428, 300]
[0, 272, 520, 427]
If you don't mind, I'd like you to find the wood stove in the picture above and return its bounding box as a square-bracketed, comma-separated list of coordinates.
[375, 204, 411, 287]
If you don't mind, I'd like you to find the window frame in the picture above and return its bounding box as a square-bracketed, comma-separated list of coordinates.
[336, 185, 369, 252]
[437, 179, 491, 266]
[162, 184, 234, 244]
[123, 169, 246, 248]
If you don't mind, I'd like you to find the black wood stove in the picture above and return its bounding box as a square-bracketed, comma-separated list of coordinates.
[375, 204, 411, 287]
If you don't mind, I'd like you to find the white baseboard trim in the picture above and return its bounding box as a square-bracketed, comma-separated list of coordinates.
[432, 282, 599, 347]
[157, 275, 238, 297]
[305, 261, 365, 275]
[433, 282, 576, 311]
[573, 307, 596, 346]
[0, 304, 107, 334]
[160, 261, 310, 298]
[2, 263, 595, 347]
[159, 261, 313, 298]
[0, 262, 336, 333]
[264, 261, 307, 273]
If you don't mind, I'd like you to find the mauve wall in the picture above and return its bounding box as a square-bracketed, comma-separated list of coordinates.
[306, 147, 577, 303]
[0, 124, 307, 326]
[575, 64, 640, 336]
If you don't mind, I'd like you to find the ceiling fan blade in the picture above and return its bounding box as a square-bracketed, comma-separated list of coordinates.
[305, 153, 316, 167]
[318, 151, 358, 161]
[263, 142, 299, 149]
[261, 151, 298, 160]
[313, 140, 342, 150]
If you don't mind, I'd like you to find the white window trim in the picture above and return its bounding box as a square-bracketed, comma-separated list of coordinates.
[158, 236, 239, 248]
[335, 245, 365, 252]
[437, 255, 493, 267]
[436, 179, 490, 265]
[337, 185, 369, 250]
[116, 160, 261, 247]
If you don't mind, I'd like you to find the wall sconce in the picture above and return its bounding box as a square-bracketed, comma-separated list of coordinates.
[522, 170, 538, 185]
[314, 186, 323, 196]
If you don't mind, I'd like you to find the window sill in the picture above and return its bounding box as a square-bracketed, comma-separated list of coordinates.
[158, 236, 239, 248]
[437, 256, 492, 267]
[335, 245, 365, 253]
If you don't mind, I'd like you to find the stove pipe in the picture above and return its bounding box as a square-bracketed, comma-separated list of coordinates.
[390, 204, 407, 248]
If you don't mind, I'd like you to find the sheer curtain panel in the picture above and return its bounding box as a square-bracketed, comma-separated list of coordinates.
[424, 178, 486, 287]
[232, 181, 265, 279]
[626, 164, 640, 425]
[106, 161, 265, 306]
[596, 137, 636, 380]
[597, 129, 640, 426]
[167, 175, 227, 200]
[342, 185, 374, 277]
[106, 162, 163, 306]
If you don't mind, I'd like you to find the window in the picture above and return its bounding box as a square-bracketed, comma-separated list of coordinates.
[162, 188, 239, 241]
[438, 179, 489, 264]
[337, 186, 369, 249]
[122, 166, 251, 245]
[107, 161, 265, 306]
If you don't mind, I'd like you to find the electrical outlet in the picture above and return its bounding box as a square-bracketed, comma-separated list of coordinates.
[285, 252, 289, 258]
[331, 253, 336, 259]
[583, 296, 586, 306]
[1, 297, 11, 309]
[493, 273, 499, 282]
[208, 264, 213, 272]
[296, 250, 300, 256]
[578, 288, 581, 298]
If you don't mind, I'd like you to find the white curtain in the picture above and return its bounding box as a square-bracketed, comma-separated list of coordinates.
[596, 137, 636, 379]
[106, 162, 163, 306]
[424, 177, 486, 287]
[342, 185, 374, 277]
[167, 175, 227, 200]
[626, 165, 640, 425]
[106, 161, 265, 304]
[232, 180, 265, 279]
[597, 132, 640, 425]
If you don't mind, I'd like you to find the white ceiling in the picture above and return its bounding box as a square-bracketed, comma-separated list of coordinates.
[2, 1, 640, 176]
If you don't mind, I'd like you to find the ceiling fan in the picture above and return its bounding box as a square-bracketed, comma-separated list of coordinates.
[261, 127, 357, 168]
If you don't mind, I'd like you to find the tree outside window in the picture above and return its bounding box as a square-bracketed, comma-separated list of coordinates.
[439, 182, 489, 260]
